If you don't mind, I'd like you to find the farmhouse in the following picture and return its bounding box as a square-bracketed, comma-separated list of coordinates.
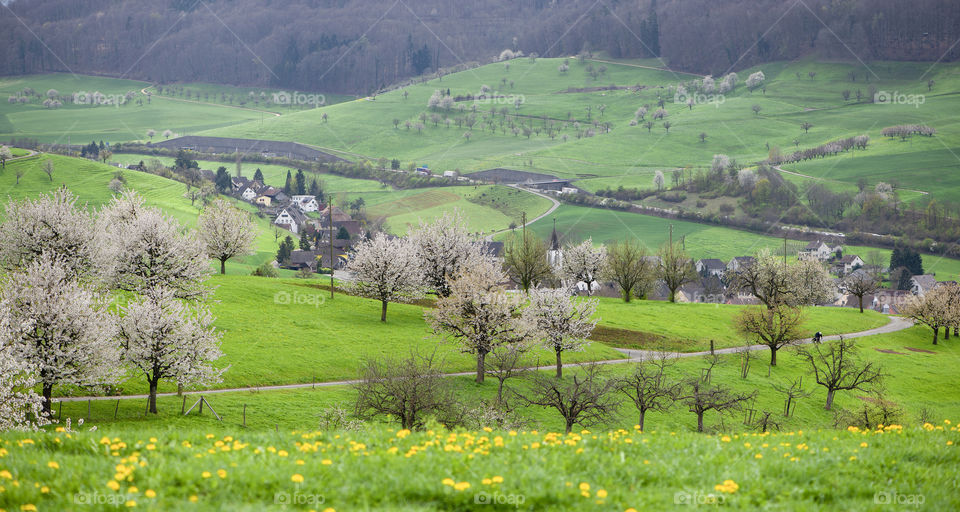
[835, 254, 864, 274]
[274, 207, 308, 234]
[695, 258, 726, 277]
[726, 256, 755, 273]
[291, 195, 320, 212]
[910, 274, 938, 296]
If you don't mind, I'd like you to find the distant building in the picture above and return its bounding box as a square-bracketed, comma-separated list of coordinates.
[274, 207, 307, 234]
[696, 258, 726, 277]
[726, 256, 755, 273]
[798, 240, 835, 262]
[291, 195, 320, 212]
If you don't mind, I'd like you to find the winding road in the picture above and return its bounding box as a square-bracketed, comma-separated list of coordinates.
[484, 184, 561, 241]
[53, 315, 913, 404]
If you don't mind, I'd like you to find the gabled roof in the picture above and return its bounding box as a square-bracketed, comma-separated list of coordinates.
[277, 206, 307, 226]
[804, 240, 827, 250]
[697, 258, 726, 270]
[911, 274, 937, 290]
[837, 254, 862, 264]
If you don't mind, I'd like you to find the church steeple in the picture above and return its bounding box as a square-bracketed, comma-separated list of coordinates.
[550, 218, 560, 251]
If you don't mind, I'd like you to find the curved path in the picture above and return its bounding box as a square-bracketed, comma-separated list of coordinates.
[54, 315, 913, 404]
[6, 149, 39, 162]
[774, 164, 929, 196]
[484, 184, 561, 241]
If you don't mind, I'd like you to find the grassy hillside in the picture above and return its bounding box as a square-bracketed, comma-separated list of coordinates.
[0, 154, 277, 274]
[2, 423, 956, 511]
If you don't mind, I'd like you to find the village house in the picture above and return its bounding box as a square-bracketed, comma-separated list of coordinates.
[835, 254, 864, 275]
[695, 258, 726, 277]
[910, 274, 938, 296]
[726, 256, 755, 273]
[798, 240, 836, 262]
[274, 206, 308, 234]
[291, 195, 320, 212]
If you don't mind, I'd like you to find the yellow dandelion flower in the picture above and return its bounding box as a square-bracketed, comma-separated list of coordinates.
[296, 459, 305, 465]
[321, 459, 332, 465]
[323, 508, 336, 512]
[217, 469, 227, 479]
[860, 442, 868, 448]
[189, 495, 198, 503]
[454, 482, 471, 491]
[291, 474, 304, 483]
[21, 505, 38, 512]
[201, 472, 211, 479]
[0, 471, 11, 480]
[626, 509, 638, 512]
[492, 476, 504, 483]
[145, 490, 156, 498]
[579, 482, 590, 492]
[849, 456, 857, 461]
[125, 500, 136, 508]
[128, 486, 138, 493]
[597, 489, 608, 499]
[47, 461, 59, 469]
[146, 444, 155, 451]
[107, 481, 121, 491]
[442, 478, 455, 487]
[580, 491, 591, 498]
[754, 453, 763, 459]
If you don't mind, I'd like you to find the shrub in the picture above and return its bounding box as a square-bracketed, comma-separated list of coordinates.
[251, 261, 279, 277]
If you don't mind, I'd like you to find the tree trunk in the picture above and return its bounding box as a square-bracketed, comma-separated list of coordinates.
[932, 326, 939, 345]
[638, 410, 646, 431]
[858, 295, 864, 313]
[696, 412, 704, 432]
[42, 383, 53, 414]
[555, 348, 563, 378]
[770, 346, 778, 366]
[476, 350, 486, 383]
[669, 289, 676, 303]
[945, 326, 950, 340]
[565, 418, 574, 434]
[622, 288, 632, 302]
[380, 300, 388, 322]
[220, 258, 226, 275]
[148, 378, 159, 414]
[825, 389, 835, 410]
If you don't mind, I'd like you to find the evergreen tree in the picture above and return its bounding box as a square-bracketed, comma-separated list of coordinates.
[214, 167, 232, 193]
[299, 230, 312, 251]
[309, 179, 324, 202]
[295, 169, 307, 195]
[337, 226, 350, 240]
[253, 168, 264, 183]
[283, 170, 293, 195]
[277, 235, 295, 264]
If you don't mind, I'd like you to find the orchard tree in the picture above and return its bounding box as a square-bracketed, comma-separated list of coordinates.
[198, 199, 257, 274]
[42, 159, 54, 181]
[523, 288, 598, 378]
[843, 269, 882, 313]
[903, 284, 956, 345]
[653, 170, 665, 190]
[346, 233, 424, 322]
[146, 129, 156, 141]
[797, 338, 883, 410]
[428, 258, 530, 383]
[353, 350, 456, 430]
[603, 239, 654, 302]
[734, 305, 805, 365]
[0, 187, 95, 279]
[503, 229, 552, 292]
[119, 290, 225, 414]
[731, 250, 833, 309]
[617, 353, 680, 431]
[518, 363, 619, 434]
[0, 330, 47, 431]
[680, 378, 756, 432]
[558, 239, 606, 295]
[96, 191, 211, 299]
[409, 209, 483, 297]
[657, 241, 697, 303]
[0, 255, 120, 413]
[0, 145, 11, 168]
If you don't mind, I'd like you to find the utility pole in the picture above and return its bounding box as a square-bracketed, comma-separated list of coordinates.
[329, 217, 335, 299]
[783, 233, 787, 268]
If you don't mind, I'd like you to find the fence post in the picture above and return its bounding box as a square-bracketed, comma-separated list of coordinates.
[710, 340, 714, 355]
[114, 400, 120, 419]
[87, 399, 91, 421]
[243, 404, 247, 428]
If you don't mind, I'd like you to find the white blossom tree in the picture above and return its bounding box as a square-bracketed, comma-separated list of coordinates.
[0, 187, 95, 279]
[0, 327, 47, 431]
[746, 71, 766, 90]
[524, 288, 598, 378]
[0, 255, 120, 413]
[732, 249, 834, 309]
[409, 209, 485, 297]
[119, 290, 225, 413]
[346, 233, 424, 322]
[198, 199, 257, 274]
[0, 145, 11, 168]
[96, 191, 211, 298]
[428, 257, 531, 383]
[558, 239, 606, 295]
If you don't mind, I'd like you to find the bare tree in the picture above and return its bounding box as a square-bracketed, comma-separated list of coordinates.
[679, 378, 756, 432]
[801, 122, 813, 134]
[617, 353, 680, 431]
[353, 350, 456, 430]
[119, 290, 224, 413]
[734, 305, 805, 366]
[486, 342, 532, 405]
[198, 199, 257, 274]
[796, 338, 883, 410]
[0, 255, 120, 413]
[558, 238, 606, 295]
[524, 288, 598, 378]
[843, 269, 882, 313]
[657, 241, 697, 303]
[603, 239, 654, 302]
[772, 377, 813, 417]
[503, 229, 552, 292]
[346, 233, 423, 322]
[428, 258, 531, 383]
[42, 159, 54, 181]
[517, 363, 619, 434]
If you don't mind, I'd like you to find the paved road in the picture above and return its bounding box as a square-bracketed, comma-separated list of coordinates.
[484, 184, 561, 241]
[54, 315, 912, 404]
[5, 149, 39, 162]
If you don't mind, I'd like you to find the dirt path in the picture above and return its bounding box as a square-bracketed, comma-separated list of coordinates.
[6, 149, 39, 162]
[773, 165, 929, 196]
[54, 315, 912, 404]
